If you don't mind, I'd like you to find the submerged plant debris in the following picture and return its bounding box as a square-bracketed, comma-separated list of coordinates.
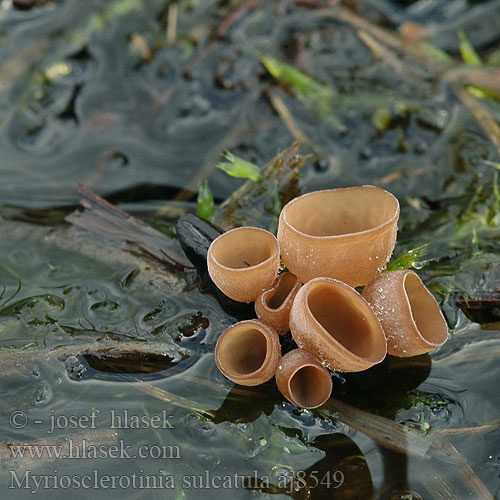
[0, 0, 500, 499]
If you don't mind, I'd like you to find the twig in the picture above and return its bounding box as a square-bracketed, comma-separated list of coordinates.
[413, 442, 495, 499]
[134, 380, 215, 419]
[357, 30, 407, 76]
[443, 66, 500, 93]
[167, 3, 178, 45]
[267, 91, 329, 162]
[444, 442, 495, 499]
[314, 6, 500, 91]
[374, 167, 428, 187]
[66, 185, 193, 270]
[451, 85, 500, 153]
[325, 398, 465, 465]
[437, 419, 500, 437]
[1, 339, 186, 376]
[315, 6, 443, 71]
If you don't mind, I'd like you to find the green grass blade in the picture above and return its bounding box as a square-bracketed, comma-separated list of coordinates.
[259, 53, 331, 97]
[416, 42, 452, 62]
[387, 244, 430, 271]
[216, 151, 263, 182]
[196, 180, 215, 221]
[458, 30, 482, 66]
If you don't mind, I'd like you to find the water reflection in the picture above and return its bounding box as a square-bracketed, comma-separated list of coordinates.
[209, 353, 434, 498]
[303, 433, 374, 499]
[338, 354, 432, 413]
[241, 432, 375, 499]
[339, 355, 432, 499]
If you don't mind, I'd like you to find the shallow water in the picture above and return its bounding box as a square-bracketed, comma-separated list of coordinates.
[0, 0, 499, 498]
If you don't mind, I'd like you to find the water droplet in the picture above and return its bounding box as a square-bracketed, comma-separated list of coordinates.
[201, 421, 216, 434]
[106, 150, 129, 169]
[271, 465, 294, 484]
[314, 158, 329, 172]
[233, 421, 252, 438]
[33, 383, 53, 405]
[65, 355, 87, 380]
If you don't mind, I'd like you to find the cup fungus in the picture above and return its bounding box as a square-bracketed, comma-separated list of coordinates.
[290, 277, 387, 372]
[202, 185, 447, 409]
[277, 186, 400, 286]
[254, 272, 301, 334]
[275, 349, 332, 409]
[362, 270, 448, 356]
[207, 227, 280, 302]
[214, 319, 281, 386]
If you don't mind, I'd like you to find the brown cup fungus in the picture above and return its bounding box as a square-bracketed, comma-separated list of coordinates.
[290, 278, 387, 372]
[207, 227, 280, 302]
[254, 272, 301, 335]
[275, 349, 332, 409]
[215, 319, 281, 386]
[206, 185, 447, 409]
[277, 186, 400, 286]
[362, 270, 448, 356]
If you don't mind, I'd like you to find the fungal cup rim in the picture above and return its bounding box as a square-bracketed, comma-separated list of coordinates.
[261, 272, 300, 313]
[402, 271, 448, 347]
[280, 185, 400, 240]
[287, 364, 332, 408]
[215, 320, 275, 379]
[208, 226, 280, 273]
[304, 278, 387, 365]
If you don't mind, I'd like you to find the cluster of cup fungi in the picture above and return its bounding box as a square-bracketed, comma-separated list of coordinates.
[207, 186, 448, 409]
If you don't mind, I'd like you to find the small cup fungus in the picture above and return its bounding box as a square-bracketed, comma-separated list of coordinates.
[362, 270, 448, 356]
[214, 319, 281, 386]
[277, 186, 399, 286]
[290, 277, 387, 372]
[275, 349, 332, 409]
[254, 272, 301, 335]
[207, 227, 280, 302]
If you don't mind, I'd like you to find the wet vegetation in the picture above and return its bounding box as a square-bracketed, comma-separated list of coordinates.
[0, 0, 500, 498]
